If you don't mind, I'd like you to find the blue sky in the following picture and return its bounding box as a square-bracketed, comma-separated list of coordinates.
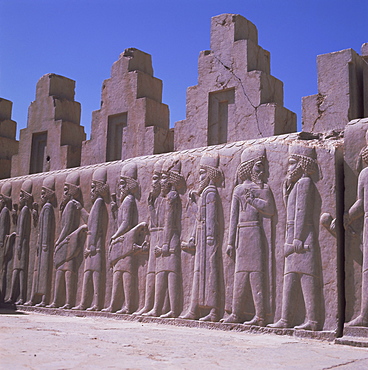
[0, 0, 367, 138]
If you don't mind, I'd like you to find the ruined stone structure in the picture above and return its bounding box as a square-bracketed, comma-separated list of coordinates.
[0, 14, 368, 345]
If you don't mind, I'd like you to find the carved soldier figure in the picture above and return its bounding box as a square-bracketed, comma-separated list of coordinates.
[345, 135, 368, 327]
[145, 157, 184, 318]
[73, 168, 108, 311]
[269, 145, 319, 331]
[25, 176, 56, 307]
[134, 159, 164, 315]
[47, 172, 87, 309]
[180, 153, 222, 322]
[0, 182, 12, 301]
[6, 180, 33, 304]
[103, 162, 146, 314]
[222, 146, 275, 326]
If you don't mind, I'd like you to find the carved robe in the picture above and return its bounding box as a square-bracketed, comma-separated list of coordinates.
[284, 176, 316, 276]
[155, 190, 181, 274]
[13, 205, 31, 271]
[147, 195, 162, 274]
[193, 185, 219, 308]
[55, 200, 82, 271]
[0, 206, 11, 249]
[112, 194, 138, 274]
[84, 197, 107, 272]
[32, 202, 55, 295]
[228, 182, 274, 273]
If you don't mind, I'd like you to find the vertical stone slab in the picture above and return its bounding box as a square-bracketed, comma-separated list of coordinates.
[174, 13, 296, 151]
[0, 98, 19, 179]
[10, 74, 86, 177]
[81, 48, 172, 166]
[302, 47, 368, 133]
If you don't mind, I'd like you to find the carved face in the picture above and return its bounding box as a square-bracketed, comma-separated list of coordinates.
[0, 196, 4, 211]
[19, 190, 26, 208]
[197, 167, 210, 195]
[199, 168, 207, 182]
[91, 182, 99, 202]
[251, 160, 265, 185]
[64, 184, 70, 197]
[160, 173, 171, 196]
[151, 172, 161, 198]
[41, 188, 47, 205]
[287, 157, 303, 184]
[119, 177, 129, 201]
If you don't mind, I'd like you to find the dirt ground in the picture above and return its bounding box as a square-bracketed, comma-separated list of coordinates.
[1, 310, 368, 369]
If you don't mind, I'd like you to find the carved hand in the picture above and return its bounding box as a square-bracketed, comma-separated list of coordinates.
[206, 236, 215, 246]
[161, 243, 169, 256]
[84, 248, 90, 258]
[245, 190, 255, 205]
[226, 244, 234, 258]
[293, 239, 304, 253]
[110, 201, 118, 214]
[71, 199, 82, 210]
[154, 245, 162, 257]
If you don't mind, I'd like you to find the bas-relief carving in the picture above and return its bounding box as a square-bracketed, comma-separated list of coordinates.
[47, 172, 87, 309]
[221, 146, 275, 326]
[103, 163, 147, 314]
[73, 168, 109, 311]
[344, 135, 368, 327]
[6, 180, 33, 304]
[268, 146, 320, 331]
[0, 182, 12, 301]
[24, 176, 56, 307]
[144, 157, 185, 318]
[180, 153, 223, 322]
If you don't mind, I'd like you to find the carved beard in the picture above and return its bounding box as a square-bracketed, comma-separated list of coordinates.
[149, 181, 161, 205]
[196, 175, 210, 196]
[161, 180, 171, 197]
[119, 186, 130, 202]
[60, 193, 72, 212]
[286, 164, 303, 190]
[251, 170, 264, 188]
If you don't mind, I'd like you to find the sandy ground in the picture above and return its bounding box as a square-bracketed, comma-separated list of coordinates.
[1, 311, 368, 369]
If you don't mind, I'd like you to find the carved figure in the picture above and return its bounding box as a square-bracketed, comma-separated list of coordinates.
[145, 157, 184, 318]
[345, 136, 368, 326]
[134, 159, 164, 315]
[73, 168, 108, 311]
[25, 176, 56, 307]
[180, 153, 222, 322]
[0, 182, 12, 301]
[102, 163, 147, 314]
[6, 180, 33, 304]
[222, 146, 275, 326]
[268, 145, 319, 331]
[47, 172, 87, 309]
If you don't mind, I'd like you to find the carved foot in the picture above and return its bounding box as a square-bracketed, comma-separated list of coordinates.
[60, 303, 72, 310]
[15, 299, 24, 305]
[72, 304, 86, 311]
[23, 300, 34, 306]
[243, 316, 265, 327]
[143, 309, 159, 317]
[160, 311, 177, 319]
[133, 307, 149, 315]
[116, 307, 132, 315]
[179, 311, 198, 320]
[4, 299, 14, 304]
[35, 302, 46, 308]
[267, 318, 290, 329]
[294, 320, 318, 331]
[347, 315, 368, 327]
[221, 313, 241, 324]
[101, 306, 116, 313]
[199, 313, 218, 322]
[46, 302, 59, 308]
[86, 305, 100, 312]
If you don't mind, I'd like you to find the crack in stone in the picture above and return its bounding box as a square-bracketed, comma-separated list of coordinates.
[322, 357, 368, 369]
[214, 55, 262, 137]
[311, 93, 327, 132]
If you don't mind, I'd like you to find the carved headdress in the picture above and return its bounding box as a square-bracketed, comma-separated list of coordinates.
[42, 175, 55, 200]
[237, 145, 266, 182]
[0, 182, 12, 208]
[92, 167, 108, 196]
[288, 145, 318, 176]
[162, 157, 185, 190]
[65, 172, 80, 198]
[120, 162, 138, 191]
[200, 152, 223, 183]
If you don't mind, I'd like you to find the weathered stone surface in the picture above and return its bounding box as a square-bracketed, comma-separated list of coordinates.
[81, 48, 172, 166]
[174, 14, 296, 151]
[0, 98, 18, 179]
[302, 48, 368, 133]
[11, 74, 86, 177]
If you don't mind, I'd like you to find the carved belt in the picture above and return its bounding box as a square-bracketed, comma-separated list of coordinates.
[150, 227, 164, 231]
[237, 221, 260, 228]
